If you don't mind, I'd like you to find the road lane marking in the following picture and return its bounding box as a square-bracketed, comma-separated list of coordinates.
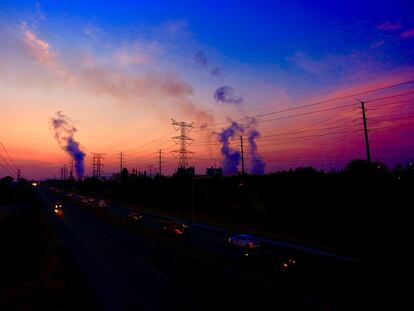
[104, 234, 119, 245]
[37, 190, 147, 310]
[135, 258, 174, 284]
[86, 222, 95, 230]
[144, 241, 161, 251]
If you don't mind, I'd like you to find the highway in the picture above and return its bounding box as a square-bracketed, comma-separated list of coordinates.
[37, 187, 362, 311]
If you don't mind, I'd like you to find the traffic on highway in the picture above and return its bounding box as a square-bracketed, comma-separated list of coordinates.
[40, 185, 362, 311]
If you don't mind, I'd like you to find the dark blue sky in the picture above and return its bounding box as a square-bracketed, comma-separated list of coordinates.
[5, 0, 414, 66]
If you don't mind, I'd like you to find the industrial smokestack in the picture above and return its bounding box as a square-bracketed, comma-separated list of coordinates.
[248, 129, 265, 174]
[218, 121, 244, 175]
[51, 111, 86, 179]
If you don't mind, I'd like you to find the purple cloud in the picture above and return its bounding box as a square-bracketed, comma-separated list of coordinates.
[377, 22, 402, 31]
[214, 86, 243, 104]
[194, 50, 208, 67]
[401, 28, 414, 39]
[210, 66, 222, 76]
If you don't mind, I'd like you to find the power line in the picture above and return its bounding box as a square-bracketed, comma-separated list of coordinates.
[194, 79, 414, 129]
[199, 103, 358, 132]
[192, 125, 359, 147]
[106, 143, 177, 165]
[97, 86, 414, 169]
[193, 111, 358, 146]
[0, 142, 19, 171]
[119, 130, 177, 154]
[256, 128, 360, 143]
[366, 89, 414, 103]
[370, 113, 414, 122]
[0, 161, 15, 176]
[0, 153, 15, 176]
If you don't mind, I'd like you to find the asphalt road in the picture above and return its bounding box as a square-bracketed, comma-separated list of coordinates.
[106, 199, 362, 310]
[37, 187, 329, 311]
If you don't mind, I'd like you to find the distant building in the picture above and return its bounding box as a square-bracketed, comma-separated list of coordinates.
[174, 166, 195, 177]
[206, 166, 222, 177]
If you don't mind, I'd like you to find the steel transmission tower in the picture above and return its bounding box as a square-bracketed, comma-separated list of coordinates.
[119, 152, 124, 174]
[171, 119, 194, 168]
[92, 153, 105, 177]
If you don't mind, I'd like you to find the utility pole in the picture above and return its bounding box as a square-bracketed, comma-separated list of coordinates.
[357, 99, 371, 163]
[97, 154, 104, 177]
[158, 149, 162, 175]
[60, 165, 67, 180]
[240, 135, 245, 174]
[119, 152, 124, 174]
[92, 155, 96, 177]
[191, 175, 195, 223]
[69, 157, 74, 179]
[171, 119, 194, 168]
[64, 164, 68, 180]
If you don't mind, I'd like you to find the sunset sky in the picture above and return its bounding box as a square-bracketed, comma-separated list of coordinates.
[1, 0, 414, 179]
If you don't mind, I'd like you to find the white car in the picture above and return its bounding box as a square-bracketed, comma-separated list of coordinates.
[228, 234, 261, 249]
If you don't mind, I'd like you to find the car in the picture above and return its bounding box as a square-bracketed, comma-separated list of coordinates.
[266, 254, 297, 273]
[128, 212, 143, 222]
[280, 258, 297, 271]
[53, 202, 63, 210]
[228, 234, 261, 249]
[245, 249, 297, 273]
[97, 200, 107, 208]
[163, 221, 188, 235]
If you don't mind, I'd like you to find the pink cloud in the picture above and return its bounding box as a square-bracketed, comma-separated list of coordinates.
[23, 29, 56, 66]
[400, 28, 414, 39]
[377, 22, 402, 31]
[21, 24, 76, 85]
[114, 49, 151, 66]
[19, 26, 213, 127]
